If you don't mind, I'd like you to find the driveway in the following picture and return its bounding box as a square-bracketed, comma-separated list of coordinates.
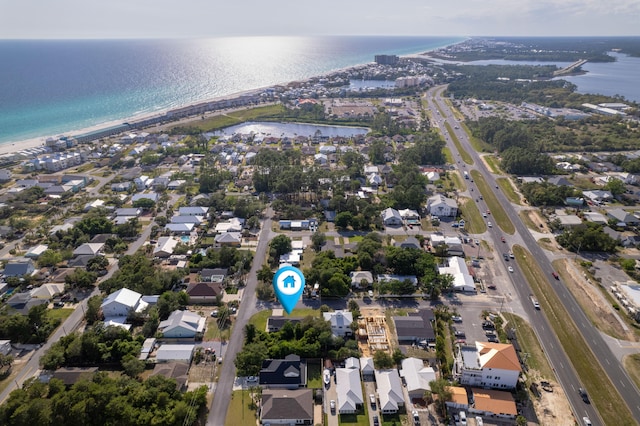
[324, 373, 338, 426]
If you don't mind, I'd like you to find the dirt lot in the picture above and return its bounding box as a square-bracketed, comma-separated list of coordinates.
[530, 383, 575, 426]
[523, 209, 551, 234]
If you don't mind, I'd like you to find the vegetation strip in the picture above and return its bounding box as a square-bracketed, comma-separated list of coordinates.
[513, 245, 636, 426]
[470, 169, 515, 234]
[444, 122, 474, 165]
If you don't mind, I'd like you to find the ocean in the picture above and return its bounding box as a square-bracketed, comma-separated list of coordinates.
[0, 36, 463, 145]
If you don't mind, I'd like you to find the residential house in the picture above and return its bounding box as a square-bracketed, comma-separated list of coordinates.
[154, 237, 179, 258]
[267, 316, 304, 333]
[439, 257, 476, 292]
[115, 208, 141, 217]
[400, 357, 437, 399]
[259, 354, 307, 389]
[171, 215, 204, 225]
[445, 386, 470, 410]
[165, 223, 195, 234]
[0, 340, 11, 356]
[344, 357, 360, 370]
[394, 236, 421, 249]
[178, 206, 209, 217]
[350, 271, 374, 289]
[111, 182, 133, 192]
[469, 388, 518, 419]
[51, 367, 99, 386]
[0, 169, 12, 182]
[214, 232, 241, 247]
[399, 209, 420, 224]
[455, 342, 522, 389]
[131, 192, 159, 203]
[381, 208, 402, 227]
[260, 389, 313, 426]
[323, 310, 353, 337]
[427, 194, 458, 217]
[3, 259, 35, 277]
[24, 244, 49, 259]
[30, 283, 65, 300]
[155, 344, 195, 363]
[360, 357, 375, 379]
[607, 208, 639, 227]
[374, 369, 405, 414]
[72, 243, 104, 257]
[582, 190, 613, 204]
[150, 362, 190, 391]
[185, 282, 224, 304]
[335, 367, 364, 414]
[101, 288, 149, 318]
[158, 310, 206, 338]
[393, 309, 435, 343]
[200, 268, 227, 283]
[215, 217, 244, 233]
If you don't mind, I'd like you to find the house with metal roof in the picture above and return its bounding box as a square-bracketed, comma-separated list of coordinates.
[336, 367, 363, 414]
[72, 243, 104, 257]
[3, 259, 35, 277]
[400, 357, 437, 399]
[381, 207, 402, 227]
[101, 288, 148, 318]
[455, 342, 522, 390]
[154, 236, 179, 258]
[158, 310, 206, 338]
[393, 309, 435, 343]
[178, 206, 209, 216]
[360, 357, 375, 379]
[155, 344, 195, 363]
[427, 194, 458, 217]
[374, 369, 405, 414]
[323, 310, 353, 337]
[350, 271, 374, 289]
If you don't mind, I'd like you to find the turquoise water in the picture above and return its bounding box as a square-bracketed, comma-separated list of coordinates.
[0, 36, 463, 145]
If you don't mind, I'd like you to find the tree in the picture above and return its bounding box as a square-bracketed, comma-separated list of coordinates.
[256, 282, 274, 301]
[269, 235, 292, 257]
[392, 348, 405, 366]
[87, 255, 109, 273]
[85, 295, 103, 325]
[334, 211, 353, 229]
[604, 178, 625, 196]
[311, 231, 326, 252]
[426, 378, 453, 417]
[373, 351, 394, 369]
[157, 291, 189, 320]
[235, 342, 269, 376]
[37, 249, 63, 268]
[121, 354, 146, 378]
[65, 269, 98, 289]
[132, 198, 156, 210]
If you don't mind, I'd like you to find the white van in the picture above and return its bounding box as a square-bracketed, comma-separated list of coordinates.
[459, 411, 467, 425]
[487, 222, 492, 228]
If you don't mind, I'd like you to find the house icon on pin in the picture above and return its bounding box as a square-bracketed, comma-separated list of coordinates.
[283, 275, 296, 289]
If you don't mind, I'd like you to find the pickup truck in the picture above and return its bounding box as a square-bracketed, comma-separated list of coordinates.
[530, 294, 540, 310]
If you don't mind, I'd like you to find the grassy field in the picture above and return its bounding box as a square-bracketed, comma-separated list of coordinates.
[445, 122, 474, 165]
[513, 245, 636, 426]
[225, 390, 257, 425]
[458, 196, 487, 234]
[204, 317, 232, 341]
[482, 155, 502, 175]
[443, 146, 454, 164]
[173, 104, 285, 133]
[248, 309, 272, 332]
[471, 169, 515, 235]
[624, 353, 640, 391]
[47, 308, 75, 323]
[502, 313, 555, 381]
[307, 359, 322, 389]
[518, 211, 539, 232]
[497, 177, 521, 205]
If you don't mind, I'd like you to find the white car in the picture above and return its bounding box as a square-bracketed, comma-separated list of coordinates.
[323, 369, 331, 386]
[508, 266, 514, 273]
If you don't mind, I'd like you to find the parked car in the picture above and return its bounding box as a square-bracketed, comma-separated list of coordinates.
[552, 271, 559, 280]
[508, 266, 514, 273]
[373, 415, 379, 426]
[323, 369, 331, 386]
[370, 394, 376, 408]
[330, 400, 336, 413]
[452, 315, 463, 322]
[412, 410, 420, 425]
[246, 376, 258, 384]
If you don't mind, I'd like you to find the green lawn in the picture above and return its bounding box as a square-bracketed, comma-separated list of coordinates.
[458, 196, 487, 234]
[47, 308, 74, 322]
[445, 122, 473, 165]
[225, 390, 257, 425]
[290, 308, 321, 318]
[204, 317, 231, 341]
[248, 309, 272, 332]
[381, 411, 407, 426]
[483, 155, 503, 175]
[497, 177, 521, 205]
[443, 146, 454, 164]
[502, 313, 554, 381]
[307, 359, 322, 389]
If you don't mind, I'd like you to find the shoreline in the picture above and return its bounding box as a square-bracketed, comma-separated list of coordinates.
[1, 38, 467, 158]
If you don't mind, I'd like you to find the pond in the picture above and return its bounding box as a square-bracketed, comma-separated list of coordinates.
[214, 121, 370, 139]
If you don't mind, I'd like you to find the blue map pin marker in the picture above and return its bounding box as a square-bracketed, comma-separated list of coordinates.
[273, 265, 305, 314]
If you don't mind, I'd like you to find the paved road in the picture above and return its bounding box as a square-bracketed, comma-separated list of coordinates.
[207, 206, 274, 426]
[427, 86, 640, 425]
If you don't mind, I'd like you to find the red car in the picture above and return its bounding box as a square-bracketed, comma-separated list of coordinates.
[552, 272, 559, 280]
[501, 237, 506, 243]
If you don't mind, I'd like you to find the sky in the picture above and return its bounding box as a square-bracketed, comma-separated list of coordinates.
[0, 0, 638, 39]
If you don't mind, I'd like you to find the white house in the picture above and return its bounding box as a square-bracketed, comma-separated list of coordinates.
[381, 208, 402, 227]
[374, 369, 405, 414]
[400, 357, 437, 399]
[427, 194, 458, 217]
[438, 257, 476, 292]
[101, 288, 148, 318]
[155, 344, 195, 363]
[360, 357, 375, 379]
[455, 342, 522, 390]
[336, 367, 364, 414]
[72, 243, 104, 257]
[323, 310, 353, 337]
[158, 310, 206, 338]
[178, 206, 209, 216]
[154, 237, 179, 258]
[350, 271, 374, 289]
